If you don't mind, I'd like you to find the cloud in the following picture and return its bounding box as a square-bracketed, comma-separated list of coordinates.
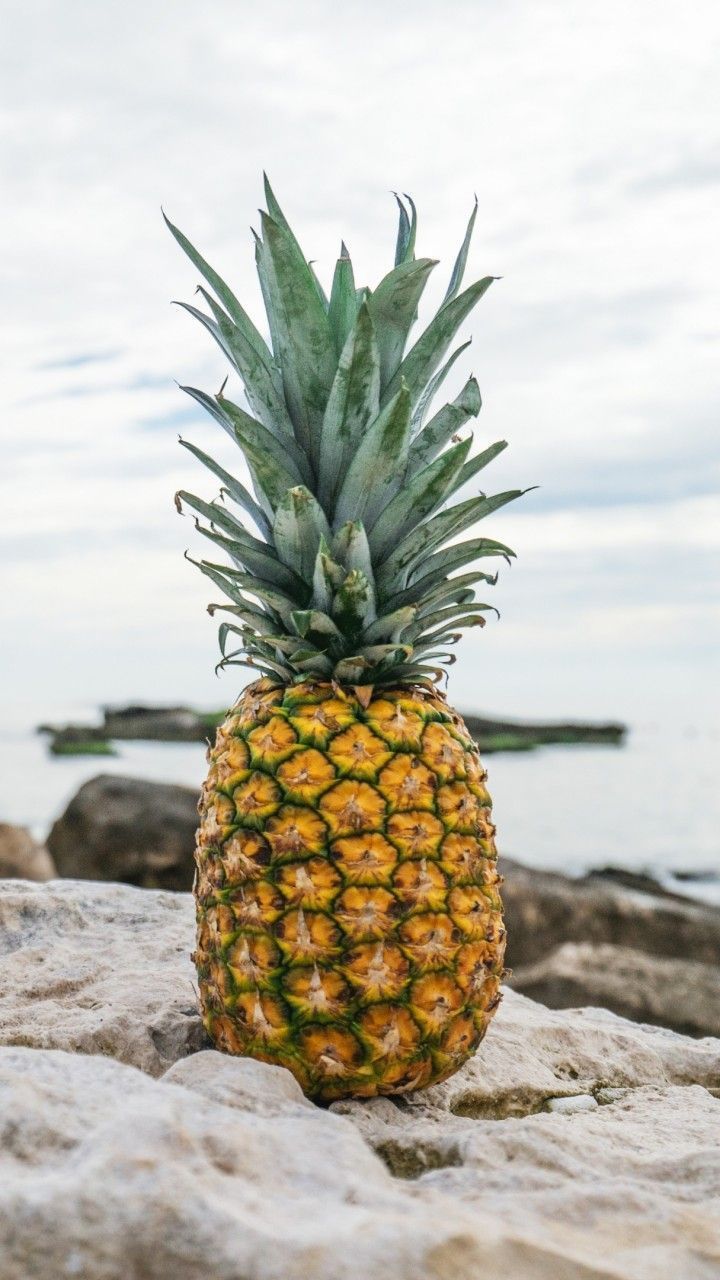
[34, 348, 123, 371]
[1, 0, 718, 724]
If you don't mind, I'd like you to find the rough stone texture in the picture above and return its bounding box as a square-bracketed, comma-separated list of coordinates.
[332, 991, 720, 1132]
[512, 941, 720, 1038]
[0, 879, 204, 1075]
[0, 880, 719, 1278]
[0, 1044, 718, 1280]
[0, 824, 56, 880]
[46, 773, 198, 890]
[502, 856, 720, 967]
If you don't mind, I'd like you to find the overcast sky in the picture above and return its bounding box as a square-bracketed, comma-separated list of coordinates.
[1, 0, 718, 726]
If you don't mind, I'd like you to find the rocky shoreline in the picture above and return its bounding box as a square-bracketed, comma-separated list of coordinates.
[1, 770, 718, 1277]
[0, 876, 718, 1278]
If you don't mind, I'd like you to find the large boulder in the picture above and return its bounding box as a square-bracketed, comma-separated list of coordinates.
[502, 857, 720, 967]
[0, 824, 56, 880]
[0, 879, 719, 1278]
[510, 941, 720, 1038]
[46, 773, 198, 891]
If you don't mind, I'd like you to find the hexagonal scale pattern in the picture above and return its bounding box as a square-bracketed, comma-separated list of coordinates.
[194, 680, 506, 1101]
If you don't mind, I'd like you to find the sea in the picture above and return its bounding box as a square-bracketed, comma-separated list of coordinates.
[1, 710, 718, 906]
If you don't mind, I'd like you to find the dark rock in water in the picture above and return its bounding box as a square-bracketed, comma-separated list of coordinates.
[502, 857, 720, 969]
[0, 825, 57, 881]
[101, 705, 222, 741]
[47, 775, 198, 891]
[50, 734, 117, 757]
[39, 706, 224, 751]
[38, 723, 116, 756]
[510, 941, 720, 1038]
[464, 713, 626, 749]
[584, 865, 686, 900]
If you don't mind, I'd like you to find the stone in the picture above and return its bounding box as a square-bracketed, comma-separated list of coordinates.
[502, 856, 720, 968]
[0, 823, 56, 880]
[0, 1044, 718, 1279]
[331, 989, 720, 1134]
[544, 1093, 598, 1113]
[463, 710, 626, 747]
[102, 704, 213, 741]
[0, 879, 204, 1075]
[0, 880, 719, 1278]
[46, 773, 198, 890]
[511, 941, 720, 1038]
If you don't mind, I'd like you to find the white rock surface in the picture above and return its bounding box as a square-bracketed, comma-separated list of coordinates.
[511, 940, 720, 1037]
[0, 1044, 718, 1280]
[1, 879, 719, 1279]
[0, 878, 203, 1074]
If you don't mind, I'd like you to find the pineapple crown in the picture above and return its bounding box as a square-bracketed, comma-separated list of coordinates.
[167, 176, 528, 690]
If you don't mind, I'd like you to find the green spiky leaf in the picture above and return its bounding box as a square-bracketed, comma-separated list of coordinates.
[377, 489, 526, 594]
[443, 198, 478, 305]
[318, 304, 381, 509]
[328, 244, 358, 356]
[383, 275, 496, 409]
[368, 437, 472, 557]
[410, 339, 472, 434]
[163, 213, 271, 362]
[367, 257, 437, 389]
[394, 194, 417, 266]
[168, 183, 529, 685]
[259, 211, 336, 465]
[333, 384, 412, 528]
[407, 376, 482, 474]
[178, 437, 271, 538]
[273, 486, 332, 583]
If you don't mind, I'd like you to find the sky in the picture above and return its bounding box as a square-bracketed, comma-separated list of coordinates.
[1, 0, 719, 727]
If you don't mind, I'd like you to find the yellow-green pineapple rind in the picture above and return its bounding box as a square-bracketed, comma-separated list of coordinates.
[194, 678, 506, 1102]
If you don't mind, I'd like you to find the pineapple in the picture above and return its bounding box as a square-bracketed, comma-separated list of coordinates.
[167, 178, 526, 1101]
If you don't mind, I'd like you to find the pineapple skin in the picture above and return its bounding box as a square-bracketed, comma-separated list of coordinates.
[194, 678, 506, 1101]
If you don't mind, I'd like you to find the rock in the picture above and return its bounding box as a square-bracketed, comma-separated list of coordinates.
[335, 1080, 720, 1278]
[0, 1046, 718, 1280]
[463, 711, 626, 747]
[510, 941, 720, 1038]
[0, 879, 203, 1075]
[0, 824, 56, 880]
[502, 857, 720, 968]
[544, 1093, 598, 1113]
[331, 989, 720, 1134]
[40, 705, 222, 744]
[102, 703, 218, 741]
[0, 879, 719, 1278]
[584, 864, 685, 898]
[47, 773, 198, 890]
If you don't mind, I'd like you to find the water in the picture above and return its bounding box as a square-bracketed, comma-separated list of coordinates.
[1, 712, 718, 905]
[487, 724, 720, 905]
